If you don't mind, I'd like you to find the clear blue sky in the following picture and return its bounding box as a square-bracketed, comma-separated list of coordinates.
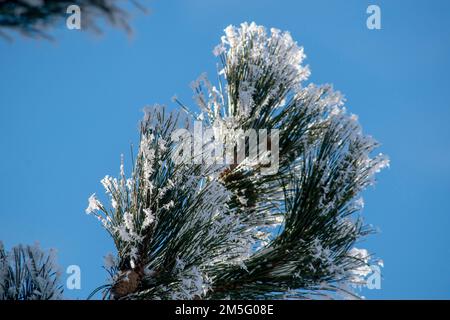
[0, 0, 449, 299]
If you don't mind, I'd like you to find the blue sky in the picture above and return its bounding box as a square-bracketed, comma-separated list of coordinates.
[0, 0, 449, 299]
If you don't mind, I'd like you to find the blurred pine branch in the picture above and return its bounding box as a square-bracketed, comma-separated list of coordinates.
[0, 0, 147, 40]
[0, 241, 63, 300]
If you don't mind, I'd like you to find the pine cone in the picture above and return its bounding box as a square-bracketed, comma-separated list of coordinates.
[111, 270, 141, 299]
[219, 166, 257, 209]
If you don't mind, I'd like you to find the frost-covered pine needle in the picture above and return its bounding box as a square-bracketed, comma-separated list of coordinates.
[87, 22, 389, 300]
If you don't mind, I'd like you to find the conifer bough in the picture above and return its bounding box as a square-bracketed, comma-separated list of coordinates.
[84, 22, 389, 300]
[0, 242, 63, 300]
[0, 0, 144, 39]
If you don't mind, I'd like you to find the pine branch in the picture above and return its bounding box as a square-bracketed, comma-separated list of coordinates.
[87, 22, 389, 300]
[0, 0, 146, 39]
[0, 241, 63, 300]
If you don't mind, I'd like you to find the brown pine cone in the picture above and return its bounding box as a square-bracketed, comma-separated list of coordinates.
[111, 269, 141, 299]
